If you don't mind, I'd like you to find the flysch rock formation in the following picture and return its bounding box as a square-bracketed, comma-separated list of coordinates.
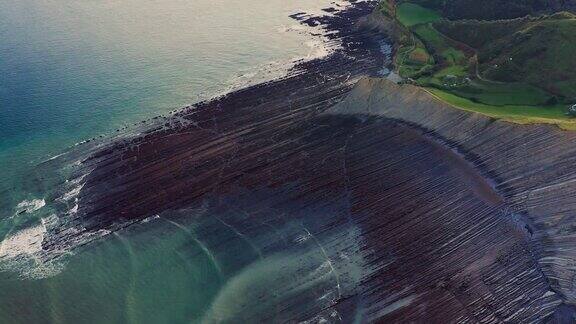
[36, 1, 576, 322]
[329, 78, 576, 322]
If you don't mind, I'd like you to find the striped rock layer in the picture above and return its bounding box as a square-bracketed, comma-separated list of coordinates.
[42, 2, 576, 323]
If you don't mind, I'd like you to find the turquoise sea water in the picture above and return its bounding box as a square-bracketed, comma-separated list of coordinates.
[1, 0, 335, 197]
[0, 0, 350, 322]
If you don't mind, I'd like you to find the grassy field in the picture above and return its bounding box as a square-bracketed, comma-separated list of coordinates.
[427, 88, 576, 129]
[385, 0, 576, 125]
[420, 76, 553, 106]
[394, 3, 469, 80]
[448, 81, 552, 106]
[412, 24, 468, 65]
[396, 40, 434, 77]
[393, 3, 441, 79]
[398, 0, 570, 20]
[436, 13, 576, 99]
[396, 3, 441, 27]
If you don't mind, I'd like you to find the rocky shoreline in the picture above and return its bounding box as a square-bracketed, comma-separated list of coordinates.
[330, 78, 576, 320]
[38, 0, 576, 322]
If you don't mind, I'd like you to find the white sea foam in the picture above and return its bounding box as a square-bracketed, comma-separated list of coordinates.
[14, 199, 46, 215]
[0, 217, 116, 279]
[68, 172, 89, 186]
[61, 183, 84, 201]
[277, 24, 307, 34]
[212, 41, 337, 100]
[0, 223, 45, 259]
[41, 214, 60, 229]
[304, 38, 334, 60]
[68, 203, 79, 215]
[43, 151, 66, 162]
[141, 214, 161, 223]
[290, 0, 364, 18]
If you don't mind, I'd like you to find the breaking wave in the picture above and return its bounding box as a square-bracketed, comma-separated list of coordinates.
[14, 199, 45, 216]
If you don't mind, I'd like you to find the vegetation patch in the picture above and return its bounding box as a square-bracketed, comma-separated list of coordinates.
[437, 14, 576, 99]
[400, 0, 576, 21]
[427, 88, 576, 129]
[396, 3, 441, 27]
[380, 0, 576, 126]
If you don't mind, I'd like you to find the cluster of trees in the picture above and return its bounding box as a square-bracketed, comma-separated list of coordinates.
[445, 0, 576, 20]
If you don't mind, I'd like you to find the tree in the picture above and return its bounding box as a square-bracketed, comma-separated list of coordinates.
[546, 96, 559, 106]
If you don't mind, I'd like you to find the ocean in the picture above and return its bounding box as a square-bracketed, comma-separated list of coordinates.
[0, 0, 352, 322]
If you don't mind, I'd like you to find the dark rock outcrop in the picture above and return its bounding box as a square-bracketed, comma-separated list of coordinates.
[332, 78, 576, 320]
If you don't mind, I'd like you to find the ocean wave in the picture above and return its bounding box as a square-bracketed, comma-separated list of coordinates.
[0, 223, 45, 259]
[14, 199, 46, 216]
[0, 218, 115, 279]
[0, 218, 64, 279]
[60, 177, 86, 202]
[43, 151, 67, 163]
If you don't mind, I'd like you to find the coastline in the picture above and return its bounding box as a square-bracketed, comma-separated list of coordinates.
[331, 77, 576, 306]
[4, 0, 576, 322]
[370, 1, 576, 130]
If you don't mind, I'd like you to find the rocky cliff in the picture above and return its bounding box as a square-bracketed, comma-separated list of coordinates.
[332, 78, 576, 319]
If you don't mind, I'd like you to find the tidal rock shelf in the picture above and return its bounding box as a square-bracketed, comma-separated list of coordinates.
[38, 1, 576, 323]
[329, 78, 576, 321]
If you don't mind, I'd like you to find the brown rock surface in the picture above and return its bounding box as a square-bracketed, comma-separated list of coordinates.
[41, 2, 576, 322]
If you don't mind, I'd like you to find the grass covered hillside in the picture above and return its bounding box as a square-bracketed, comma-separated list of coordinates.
[437, 13, 576, 99]
[404, 0, 576, 20]
[442, 0, 574, 20]
[380, 0, 576, 128]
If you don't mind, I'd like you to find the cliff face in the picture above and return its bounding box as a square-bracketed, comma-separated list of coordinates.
[358, 9, 404, 43]
[332, 78, 576, 310]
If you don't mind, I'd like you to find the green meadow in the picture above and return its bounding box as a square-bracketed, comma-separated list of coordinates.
[385, 0, 576, 127]
[396, 2, 441, 27]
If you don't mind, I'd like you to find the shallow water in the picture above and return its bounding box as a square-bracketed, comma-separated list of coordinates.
[0, 0, 339, 204]
[0, 194, 366, 323]
[0, 0, 357, 322]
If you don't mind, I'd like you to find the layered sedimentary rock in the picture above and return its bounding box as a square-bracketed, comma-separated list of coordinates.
[39, 1, 576, 322]
[331, 78, 576, 320]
